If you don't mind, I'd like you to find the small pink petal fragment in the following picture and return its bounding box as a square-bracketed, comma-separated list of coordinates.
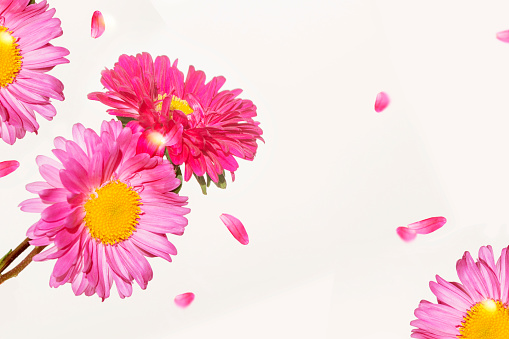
[174, 292, 195, 308]
[374, 91, 390, 113]
[496, 30, 509, 43]
[220, 213, 249, 245]
[407, 216, 447, 234]
[91, 11, 105, 39]
[0, 160, 19, 178]
[396, 227, 417, 242]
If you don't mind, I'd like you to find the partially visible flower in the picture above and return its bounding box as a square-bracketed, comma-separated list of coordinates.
[91, 10, 105, 39]
[374, 91, 390, 113]
[220, 213, 249, 245]
[88, 53, 263, 186]
[0, 0, 69, 144]
[174, 292, 195, 308]
[411, 245, 509, 338]
[0, 160, 19, 177]
[396, 216, 446, 242]
[20, 120, 190, 300]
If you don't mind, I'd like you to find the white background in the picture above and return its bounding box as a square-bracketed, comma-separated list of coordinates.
[2, 0, 509, 338]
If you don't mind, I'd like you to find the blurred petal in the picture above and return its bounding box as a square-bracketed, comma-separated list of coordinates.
[0, 160, 19, 177]
[374, 91, 390, 113]
[174, 292, 195, 308]
[91, 11, 105, 39]
[220, 213, 249, 245]
[396, 226, 417, 242]
[408, 216, 447, 234]
[497, 30, 509, 43]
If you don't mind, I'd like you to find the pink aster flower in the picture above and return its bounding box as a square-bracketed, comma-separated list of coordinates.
[20, 120, 190, 300]
[411, 245, 509, 338]
[88, 52, 263, 187]
[0, 0, 69, 144]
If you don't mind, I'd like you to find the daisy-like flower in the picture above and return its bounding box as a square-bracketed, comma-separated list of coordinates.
[411, 245, 509, 338]
[88, 52, 263, 187]
[20, 120, 190, 300]
[0, 0, 69, 144]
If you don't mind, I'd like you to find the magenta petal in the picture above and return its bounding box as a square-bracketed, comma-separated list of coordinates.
[496, 30, 509, 43]
[407, 217, 447, 235]
[0, 160, 19, 178]
[374, 91, 390, 113]
[91, 11, 105, 39]
[396, 226, 417, 242]
[174, 292, 195, 308]
[220, 213, 249, 245]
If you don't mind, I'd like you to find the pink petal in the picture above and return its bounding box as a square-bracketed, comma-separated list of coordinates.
[0, 160, 19, 178]
[91, 11, 105, 39]
[220, 213, 249, 245]
[396, 226, 417, 242]
[407, 216, 447, 234]
[496, 30, 509, 43]
[174, 292, 195, 308]
[374, 91, 390, 113]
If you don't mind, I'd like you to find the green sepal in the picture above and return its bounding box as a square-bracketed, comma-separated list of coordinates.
[212, 172, 227, 189]
[194, 174, 207, 195]
[28, 0, 35, 4]
[206, 174, 212, 187]
[116, 116, 135, 127]
[0, 249, 12, 271]
[164, 149, 183, 194]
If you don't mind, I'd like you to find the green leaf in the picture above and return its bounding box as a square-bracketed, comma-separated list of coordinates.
[0, 249, 12, 271]
[116, 116, 135, 127]
[194, 174, 207, 195]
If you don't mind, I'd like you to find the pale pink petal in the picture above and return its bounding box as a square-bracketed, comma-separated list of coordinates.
[396, 226, 417, 242]
[374, 91, 390, 113]
[220, 213, 249, 245]
[408, 217, 447, 234]
[174, 292, 195, 308]
[496, 30, 509, 43]
[0, 160, 19, 177]
[91, 11, 105, 39]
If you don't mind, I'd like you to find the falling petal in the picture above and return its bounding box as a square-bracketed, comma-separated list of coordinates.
[0, 160, 19, 178]
[374, 91, 390, 113]
[496, 30, 509, 43]
[220, 213, 249, 245]
[396, 226, 417, 242]
[174, 292, 195, 308]
[407, 216, 447, 234]
[91, 11, 105, 39]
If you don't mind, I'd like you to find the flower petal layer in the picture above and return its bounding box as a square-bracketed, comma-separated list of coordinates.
[496, 30, 509, 43]
[0, 160, 19, 177]
[374, 91, 390, 113]
[174, 292, 195, 308]
[220, 213, 249, 245]
[91, 11, 105, 39]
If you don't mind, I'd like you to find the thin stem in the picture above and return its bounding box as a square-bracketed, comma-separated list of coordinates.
[0, 245, 46, 285]
[0, 237, 30, 274]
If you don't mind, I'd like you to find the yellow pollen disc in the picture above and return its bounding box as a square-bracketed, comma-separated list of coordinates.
[170, 95, 194, 115]
[459, 299, 509, 339]
[0, 26, 22, 87]
[84, 180, 142, 245]
[154, 93, 167, 112]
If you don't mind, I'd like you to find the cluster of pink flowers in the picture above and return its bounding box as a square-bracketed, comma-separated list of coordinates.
[0, 0, 262, 301]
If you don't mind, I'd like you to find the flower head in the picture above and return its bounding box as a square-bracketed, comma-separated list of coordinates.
[20, 120, 190, 300]
[411, 245, 509, 338]
[0, 0, 69, 144]
[88, 52, 263, 186]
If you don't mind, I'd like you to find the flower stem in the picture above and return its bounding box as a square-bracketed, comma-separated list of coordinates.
[0, 237, 30, 274]
[0, 245, 46, 285]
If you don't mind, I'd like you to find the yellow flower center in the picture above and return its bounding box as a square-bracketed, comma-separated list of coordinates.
[155, 93, 194, 116]
[459, 299, 509, 339]
[0, 26, 22, 87]
[84, 180, 142, 245]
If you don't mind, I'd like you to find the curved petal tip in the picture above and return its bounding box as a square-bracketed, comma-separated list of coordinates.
[220, 213, 249, 245]
[397, 216, 447, 242]
[174, 292, 195, 308]
[91, 11, 105, 39]
[396, 226, 417, 242]
[0, 160, 19, 178]
[374, 91, 390, 113]
[497, 30, 509, 43]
